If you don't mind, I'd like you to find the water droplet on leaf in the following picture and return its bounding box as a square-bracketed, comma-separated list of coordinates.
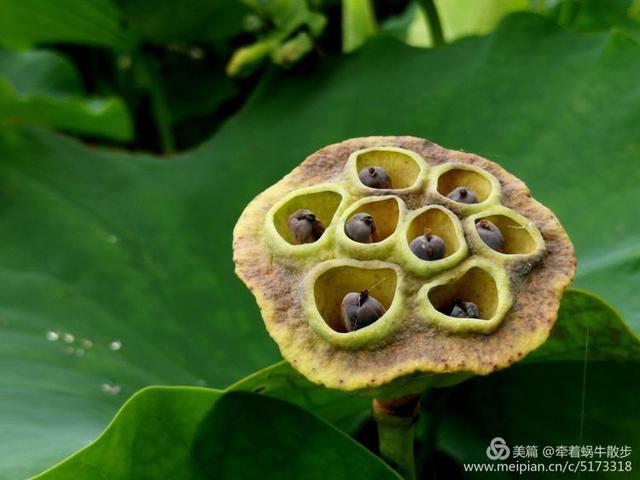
[101, 383, 121, 395]
[46, 331, 59, 341]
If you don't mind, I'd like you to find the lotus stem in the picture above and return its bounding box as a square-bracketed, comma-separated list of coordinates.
[373, 395, 420, 480]
[417, 0, 445, 47]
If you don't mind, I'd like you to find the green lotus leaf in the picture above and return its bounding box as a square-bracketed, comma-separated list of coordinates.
[32, 388, 401, 480]
[0, 50, 132, 140]
[0, 0, 132, 50]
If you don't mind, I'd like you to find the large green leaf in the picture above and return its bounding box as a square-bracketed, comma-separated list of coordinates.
[524, 289, 640, 364]
[0, 0, 133, 50]
[229, 361, 371, 435]
[2, 12, 640, 478]
[0, 50, 133, 140]
[434, 361, 640, 479]
[548, 0, 640, 43]
[32, 388, 401, 479]
[0, 127, 278, 479]
[113, 0, 248, 44]
[433, 292, 640, 479]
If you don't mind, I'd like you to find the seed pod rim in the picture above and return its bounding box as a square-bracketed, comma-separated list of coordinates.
[335, 195, 405, 260]
[263, 182, 350, 259]
[417, 256, 513, 334]
[428, 162, 502, 215]
[397, 204, 468, 277]
[463, 205, 545, 262]
[346, 146, 429, 193]
[303, 259, 406, 349]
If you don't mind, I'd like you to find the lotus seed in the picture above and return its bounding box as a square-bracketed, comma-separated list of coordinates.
[358, 166, 392, 189]
[409, 228, 445, 261]
[345, 213, 378, 243]
[341, 290, 385, 331]
[287, 209, 325, 244]
[447, 186, 478, 204]
[449, 300, 480, 319]
[476, 219, 504, 252]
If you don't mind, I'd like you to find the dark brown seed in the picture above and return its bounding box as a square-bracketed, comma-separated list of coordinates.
[409, 228, 446, 260]
[341, 290, 385, 331]
[447, 186, 478, 204]
[287, 209, 325, 244]
[358, 166, 392, 189]
[449, 300, 480, 319]
[476, 219, 504, 252]
[345, 213, 378, 243]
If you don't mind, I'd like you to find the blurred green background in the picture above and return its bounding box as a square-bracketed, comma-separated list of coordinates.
[1, 0, 640, 478]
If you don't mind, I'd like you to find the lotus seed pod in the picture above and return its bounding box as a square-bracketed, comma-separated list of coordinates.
[447, 186, 478, 204]
[341, 290, 385, 331]
[476, 219, 504, 252]
[359, 166, 392, 189]
[287, 208, 325, 244]
[409, 229, 446, 261]
[345, 213, 378, 243]
[233, 136, 576, 399]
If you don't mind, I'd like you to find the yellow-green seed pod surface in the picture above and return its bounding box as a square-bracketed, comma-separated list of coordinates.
[233, 136, 576, 399]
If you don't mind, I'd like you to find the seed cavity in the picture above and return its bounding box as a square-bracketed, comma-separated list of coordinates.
[406, 206, 461, 260]
[436, 166, 493, 203]
[343, 196, 400, 244]
[427, 267, 499, 321]
[476, 215, 536, 254]
[313, 265, 397, 333]
[272, 189, 343, 245]
[354, 148, 422, 189]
